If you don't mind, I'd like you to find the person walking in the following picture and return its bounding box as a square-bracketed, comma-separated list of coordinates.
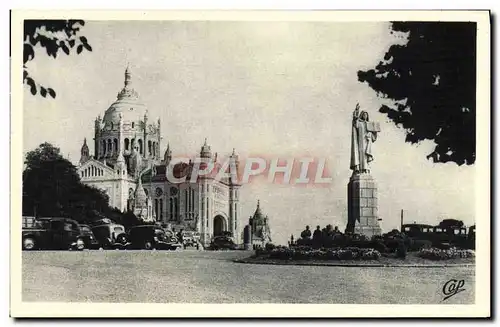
[177, 229, 185, 249]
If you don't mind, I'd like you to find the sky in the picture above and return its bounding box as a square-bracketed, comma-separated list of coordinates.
[23, 21, 476, 245]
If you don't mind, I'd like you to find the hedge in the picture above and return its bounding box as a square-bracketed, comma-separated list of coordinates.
[417, 247, 475, 260]
[256, 245, 381, 261]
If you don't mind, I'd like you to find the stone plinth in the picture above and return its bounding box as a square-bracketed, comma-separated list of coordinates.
[346, 173, 382, 238]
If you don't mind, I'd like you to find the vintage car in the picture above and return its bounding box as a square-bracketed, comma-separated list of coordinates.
[22, 216, 85, 251]
[126, 225, 182, 250]
[209, 235, 238, 250]
[91, 223, 128, 249]
[78, 224, 100, 249]
[181, 230, 201, 248]
[401, 223, 471, 249]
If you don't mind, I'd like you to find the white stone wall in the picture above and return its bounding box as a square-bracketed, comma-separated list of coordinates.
[82, 179, 116, 208]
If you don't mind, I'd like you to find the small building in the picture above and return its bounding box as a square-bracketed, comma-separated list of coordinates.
[247, 200, 272, 247]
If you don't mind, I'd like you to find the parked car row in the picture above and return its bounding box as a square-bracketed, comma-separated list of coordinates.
[22, 216, 182, 251]
[22, 216, 243, 251]
[22, 217, 87, 251]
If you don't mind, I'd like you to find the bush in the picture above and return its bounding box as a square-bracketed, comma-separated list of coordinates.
[418, 247, 475, 261]
[265, 243, 276, 251]
[396, 245, 407, 259]
[261, 246, 381, 261]
[362, 249, 382, 260]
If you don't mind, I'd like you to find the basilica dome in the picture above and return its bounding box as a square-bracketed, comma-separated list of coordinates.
[102, 66, 148, 125]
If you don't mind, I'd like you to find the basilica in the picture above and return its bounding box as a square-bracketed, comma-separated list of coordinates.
[77, 67, 242, 245]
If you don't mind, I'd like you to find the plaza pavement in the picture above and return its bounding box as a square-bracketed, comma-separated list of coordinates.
[22, 250, 474, 304]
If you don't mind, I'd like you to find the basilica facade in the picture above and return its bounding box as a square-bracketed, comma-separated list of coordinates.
[77, 67, 242, 244]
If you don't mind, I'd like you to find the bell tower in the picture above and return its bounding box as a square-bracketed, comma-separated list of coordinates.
[79, 138, 90, 165]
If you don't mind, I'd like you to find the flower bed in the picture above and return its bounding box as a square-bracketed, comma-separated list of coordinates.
[417, 247, 475, 261]
[256, 245, 381, 261]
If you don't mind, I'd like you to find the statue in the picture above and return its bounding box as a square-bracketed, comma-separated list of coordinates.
[350, 103, 380, 174]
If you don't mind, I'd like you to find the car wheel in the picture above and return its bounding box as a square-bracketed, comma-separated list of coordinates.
[144, 241, 154, 250]
[76, 238, 85, 251]
[116, 234, 127, 245]
[23, 237, 36, 250]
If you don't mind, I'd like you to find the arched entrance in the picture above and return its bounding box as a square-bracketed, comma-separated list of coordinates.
[213, 215, 227, 237]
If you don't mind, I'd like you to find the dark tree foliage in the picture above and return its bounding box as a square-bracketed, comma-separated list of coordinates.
[358, 22, 476, 165]
[117, 211, 145, 230]
[22, 143, 118, 223]
[23, 20, 92, 98]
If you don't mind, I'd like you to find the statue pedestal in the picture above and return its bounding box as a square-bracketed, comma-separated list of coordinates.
[346, 173, 382, 238]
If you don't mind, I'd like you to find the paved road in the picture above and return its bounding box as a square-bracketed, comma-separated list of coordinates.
[22, 250, 474, 303]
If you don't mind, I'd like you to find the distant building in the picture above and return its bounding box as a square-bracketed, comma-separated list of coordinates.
[247, 200, 272, 246]
[77, 66, 242, 245]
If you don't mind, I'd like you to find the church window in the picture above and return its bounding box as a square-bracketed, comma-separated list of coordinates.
[102, 140, 106, 156]
[132, 122, 135, 128]
[154, 199, 158, 221]
[175, 197, 179, 221]
[110, 122, 114, 130]
[201, 198, 204, 222]
[114, 139, 118, 153]
[138, 139, 143, 155]
[169, 198, 173, 221]
[124, 138, 130, 151]
[148, 141, 152, 155]
[107, 139, 112, 152]
[160, 199, 163, 220]
[191, 189, 195, 212]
